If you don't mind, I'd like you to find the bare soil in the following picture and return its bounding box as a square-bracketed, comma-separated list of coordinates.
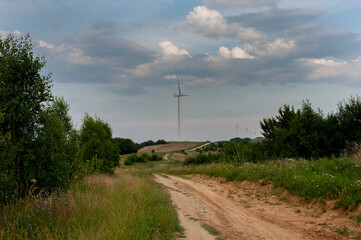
[138, 141, 205, 153]
[154, 174, 361, 240]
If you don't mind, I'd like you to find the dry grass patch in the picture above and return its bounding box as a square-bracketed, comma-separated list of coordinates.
[0, 168, 181, 240]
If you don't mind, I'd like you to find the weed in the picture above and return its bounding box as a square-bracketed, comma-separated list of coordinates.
[0, 169, 181, 240]
[334, 226, 350, 236]
[201, 223, 220, 236]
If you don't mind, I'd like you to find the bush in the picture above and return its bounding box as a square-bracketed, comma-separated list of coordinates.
[184, 153, 222, 165]
[124, 153, 162, 165]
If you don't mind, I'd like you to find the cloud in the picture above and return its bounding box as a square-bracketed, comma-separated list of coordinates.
[90, 20, 119, 35]
[38, 40, 95, 65]
[245, 38, 296, 58]
[203, 0, 277, 8]
[297, 58, 361, 85]
[217, 46, 255, 59]
[186, 6, 261, 40]
[159, 41, 190, 56]
[227, 8, 324, 33]
[0, 29, 21, 39]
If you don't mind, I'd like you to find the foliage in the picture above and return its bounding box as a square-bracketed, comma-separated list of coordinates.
[229, 137, 251, 143]
[337, 96, 361, 146]
[124, 153, 162, 166]
[137, 139, 167, 149]
[113, 137, 138, 155]
[79, 114, 118, 174]
[0, 34, 52, 197]
[184, 153, 222, 165]
[260, 98, 361, 159]
[31, 97, 79, 191]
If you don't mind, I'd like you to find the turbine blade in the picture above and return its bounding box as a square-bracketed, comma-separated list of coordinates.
[174, 65, 181, 95]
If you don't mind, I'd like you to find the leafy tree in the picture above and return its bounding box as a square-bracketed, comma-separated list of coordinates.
[31, 97, 79, 191]
[0, 34, 52, 195]
[79, 114, 118, 174]
[113, 137, 138, 155]
[337, 96, 361, 145]
[155, 139, 167, 145]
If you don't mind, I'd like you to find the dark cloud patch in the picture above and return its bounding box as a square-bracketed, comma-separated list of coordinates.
[294, 30, 361, 60]
[128, 20, 145, 29]
[203, 0, 277, 8]
[77, 33, 155, 68]
[101, 84, 146, 96]
[226, 8, 324, 33]
[46, 63, 118, 84]
[91, 20, 119, 35]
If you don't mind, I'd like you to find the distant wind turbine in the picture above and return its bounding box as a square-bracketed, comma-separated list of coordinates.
[173, 67, 189, 138]
[235, 121, 240, 137]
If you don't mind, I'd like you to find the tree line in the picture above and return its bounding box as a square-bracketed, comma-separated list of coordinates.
[185, 98, 361, 165]
[0, 34, 152, 202]
[260, 98, 361, 159]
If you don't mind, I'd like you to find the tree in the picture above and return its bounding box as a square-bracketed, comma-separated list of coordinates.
[113, 137, 138, 155]
[337, 96, 361, 145]
[79, 114, 118, 174]
[0, 34, 52, 195]
[31, 97, 79, 191]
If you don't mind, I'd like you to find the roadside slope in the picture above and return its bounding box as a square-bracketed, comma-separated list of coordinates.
[154, 174, 345, 240]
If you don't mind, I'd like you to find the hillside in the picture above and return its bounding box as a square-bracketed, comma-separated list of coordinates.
[138, 141, 205, 153]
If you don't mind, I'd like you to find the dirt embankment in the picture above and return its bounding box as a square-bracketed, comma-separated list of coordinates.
[155, 174, 358, 240]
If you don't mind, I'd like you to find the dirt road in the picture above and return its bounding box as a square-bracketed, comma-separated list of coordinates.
[154, 174, 349, 240]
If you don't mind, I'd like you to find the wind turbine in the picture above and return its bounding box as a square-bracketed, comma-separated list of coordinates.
[235, 121, 240, 137]
[173, 67, 189, 138]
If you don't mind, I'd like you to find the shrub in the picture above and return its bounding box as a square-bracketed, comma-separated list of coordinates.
[124, 153, 162, 165]
[184, 153, 222, 165]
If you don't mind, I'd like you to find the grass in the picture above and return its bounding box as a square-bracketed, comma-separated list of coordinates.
[0, 168, 182, 240]
[201, 223, 220, 236]
[157, 157, 361, 210]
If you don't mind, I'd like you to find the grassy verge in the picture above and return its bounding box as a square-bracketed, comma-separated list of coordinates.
[158, 157, 361, 210]
[0, 168, 181, 239]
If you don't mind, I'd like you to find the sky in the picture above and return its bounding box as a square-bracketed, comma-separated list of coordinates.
[1, 0, 361, 143]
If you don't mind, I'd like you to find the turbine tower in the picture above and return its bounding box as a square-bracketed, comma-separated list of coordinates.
[236, 121, 240, 137]
[174, 67, 189, 138]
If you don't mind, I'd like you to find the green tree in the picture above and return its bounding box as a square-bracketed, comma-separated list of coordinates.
[31, 97, 79, 191]
[0, 34, 52, 195]
[113, 137, 138, 155]
[79, 114, 118, 174]
[337, 96, 361, 145]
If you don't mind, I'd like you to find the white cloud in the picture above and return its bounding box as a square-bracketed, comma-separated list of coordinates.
[297, 58, 361, 82]
[39, 39, 55, 49]
[245, 38, 296, 57]
[218, 46, 255, 59]
[186, 6, 230, 37]
[186, 77, 217, 86]
[164, 74, 177, 80]
[0, 30, 21, 39]
[186, 6, 261, 40]
[203, 0, 277, 8]
[308, 58, 341, 66]
[38, 39, 94, 65]
[158, 41, 190, 56]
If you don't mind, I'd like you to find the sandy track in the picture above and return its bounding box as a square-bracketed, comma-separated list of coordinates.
[154, 174, 347, 240]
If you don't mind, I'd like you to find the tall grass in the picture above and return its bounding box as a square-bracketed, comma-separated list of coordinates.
[161, 157, 361, 210]
[0, 168, 181, 239]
